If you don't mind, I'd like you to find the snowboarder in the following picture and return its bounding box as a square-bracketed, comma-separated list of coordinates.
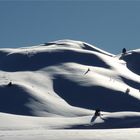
[122, 48, 126, 54]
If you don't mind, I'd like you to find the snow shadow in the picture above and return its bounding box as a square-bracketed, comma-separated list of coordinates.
[69, 115, 140, 129]
[0, 50, 110, 72]
[122, 52, 140, 75]
[120, 76, 140, 90]
[83, 43, 113, 56]
[0, 84, 37, 116]
[53, 76, 140, 112]
[90, 116, 98, 123]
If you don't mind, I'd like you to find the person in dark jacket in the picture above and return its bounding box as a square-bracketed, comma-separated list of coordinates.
[122, 48, 126, 54]
[94, 109, 101, 117]
[7, 81, 12, 87]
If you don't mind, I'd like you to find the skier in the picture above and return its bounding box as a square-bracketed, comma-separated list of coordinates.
[84, 68, 90, 75]
[122, 48, 126, 54]
[94, 109, 101, 117]
[91, 109, 102, 124]
[7, 81, 12, 87]
[125, 88, 130, 94]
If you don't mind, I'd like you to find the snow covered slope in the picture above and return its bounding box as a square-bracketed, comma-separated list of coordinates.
[0, 39, 140, 129]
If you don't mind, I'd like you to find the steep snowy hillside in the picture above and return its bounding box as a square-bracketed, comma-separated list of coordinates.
[0, 39, 140, 129]
[120, 49, 140, 75]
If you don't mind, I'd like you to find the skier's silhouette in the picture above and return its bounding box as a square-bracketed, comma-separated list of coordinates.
[91, 109, 101, 124]
[84, 68, 90, 75]
[125, 88, 130, 94]
[7, 81, 12, 87]
[94, 109, 101, 117]
[122, 48, 126, 54]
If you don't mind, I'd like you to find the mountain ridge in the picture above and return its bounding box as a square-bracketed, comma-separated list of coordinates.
[0, 39, 140, 129]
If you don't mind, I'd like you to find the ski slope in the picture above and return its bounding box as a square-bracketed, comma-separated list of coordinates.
[0, 39, 140, 139]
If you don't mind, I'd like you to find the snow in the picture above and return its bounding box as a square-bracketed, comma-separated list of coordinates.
[1, 129, 140, 140]
[0, 39, 140, 139]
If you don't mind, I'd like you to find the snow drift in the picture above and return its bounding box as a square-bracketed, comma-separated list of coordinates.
[0, 39, 140, 129]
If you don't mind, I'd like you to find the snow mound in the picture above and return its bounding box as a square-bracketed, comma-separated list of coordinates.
[120, 49, 140, 75]
[0, 39, 140, 129]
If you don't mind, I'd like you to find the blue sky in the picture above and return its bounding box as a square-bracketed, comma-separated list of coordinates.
[0, 1, 140, 54]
